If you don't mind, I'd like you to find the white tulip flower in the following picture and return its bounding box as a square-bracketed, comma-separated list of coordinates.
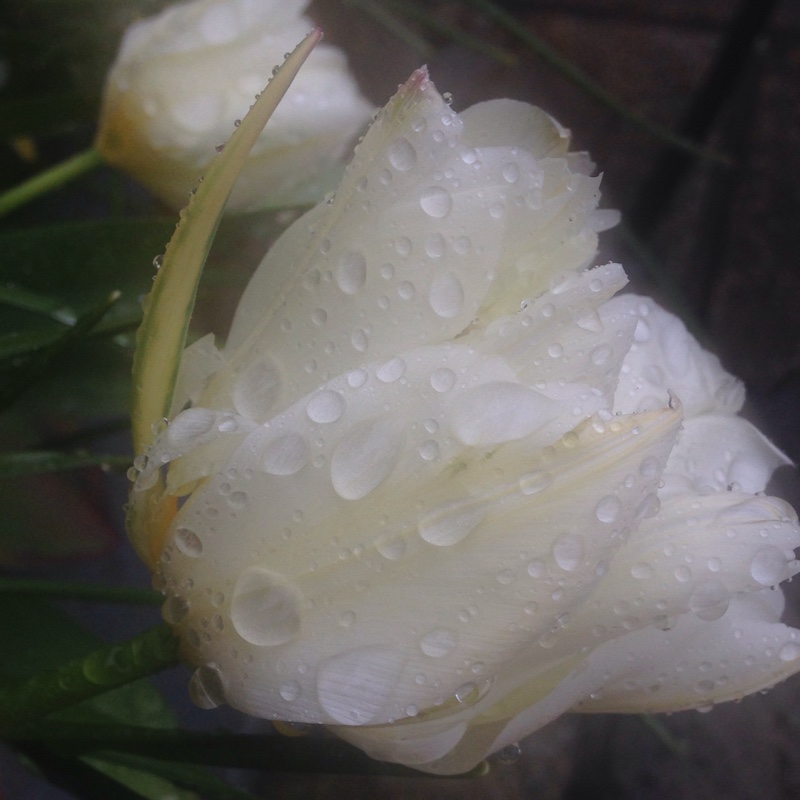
[129, 66, 800, 775]
[96, 0, 373, 210]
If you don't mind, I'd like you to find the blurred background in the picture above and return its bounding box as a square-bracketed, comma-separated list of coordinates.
[1, 0, 799, 797]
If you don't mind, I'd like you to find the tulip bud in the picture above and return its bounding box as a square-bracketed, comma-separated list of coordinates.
[130, 67, 800, 775]
[96, 0, 373, 210]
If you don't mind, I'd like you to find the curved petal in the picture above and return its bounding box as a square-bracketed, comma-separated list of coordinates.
[610, 296, 745, 417]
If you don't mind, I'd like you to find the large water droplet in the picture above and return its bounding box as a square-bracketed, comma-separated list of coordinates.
[306, 390, 346, 424]
[552, 533, 584, 571]
[375, 532, 407, 560]
[689, 580, 730, 621]
[424, 233, 446, 258]
[430, 367, 456, 393]
[230, 568, 303, 646]
[429, 272, 464, 318]
[234, 358, 280, 420]
[595, 495, 622, 524]
[317, 648, 404, 724]
[262, 433, 309, 475]
[330, 418, 404, 500]
[388, 136, 417, 171]
[420, 186, 452, 218]
[419, 628, 458, 657]
[519, 471, 554, 495]
[376, 357, 406, 383]
[419, 504, 485, 547]
[175, 527, 203, 557]
[450, 382, 557, 446]
[166, 408, 217, 448]
[336, 251, 367, 295]
[279, 680, 302, 701]
[750, 546, 788, 586]
[189, 663, 227, 709]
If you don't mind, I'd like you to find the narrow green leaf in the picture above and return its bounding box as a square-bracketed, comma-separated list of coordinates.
[131, 27, 323, 454]
[0, 450, 130, 478]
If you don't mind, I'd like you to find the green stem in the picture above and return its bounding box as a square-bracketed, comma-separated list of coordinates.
[0, 624, 179, 736]
[467, 0, 728, 163]
[0, 147, 104, 219]
[0, 578, 161, 606]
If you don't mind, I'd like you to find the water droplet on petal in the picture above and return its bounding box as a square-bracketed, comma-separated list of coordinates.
[387, 136, 417, 171]
[234, 358, 280, 420]
[420, 186, 452, 218]
[317, 648, 404, 724]
[375, 532, 407, 560]
[519, 471, 554, 495]
[330, 418, 404, 500]
[429, 272, 464, 318]
[175, 527, 203, 557]
[419, 504, 484, 547]
[307, 390, 346, 423]
[230, 568, 303, 646]
[262, 433, 309, 475]
[780, 642, 800, 662]
[376, 357, 406, 383]
[420, 628, 458, 657]
[552, 533, 584, 571]
[166, 408, 217, 448]
[750, 546, 788, 586]
[430, 367, 457, 393]
[189, 663, 227, 708]
[595, 495, 622, 524]
[280, 680, 302, 701]
[336, 251, 367, 295]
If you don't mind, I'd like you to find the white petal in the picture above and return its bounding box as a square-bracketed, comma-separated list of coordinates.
[610, 295, 745, 417]
[660, 414, 792, 498]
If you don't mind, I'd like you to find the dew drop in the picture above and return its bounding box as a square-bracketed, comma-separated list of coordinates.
[189, 663, 227, 709]
[387, 136, 417, 171]
[317, 648, 404, 724]
[519, 471, 554, 495]
[307, 390, 346, 423]
[595, 495, 622, 524]
[419, 504, 484, 547]
[376, 357, 406, 383]
[166, 408, 217, 447]
[420, 186, 452, 218]
[424, 232, 447, 258]
[502, 163, 519, 183]
[552, 533, 584, 571]
[640, 456, 661, 478]
[419, 439, 440, 461]
[750, 546, 788, 586]
[420, 628, 458, 658]
[336, 250, 367, 295]
[780, 641, 800, 662]
[430, 367, 457, 393]
[234, 358, 280, 420]
[230, 568, 303, 646]
[631, 562, 653, 580]
[175, 527, 203, 557]
[262, 433, 309, 476]
[227, 491, 248, 509]
[375, 532, 407, 560]
[330, 418, 404, 500]
[280, 680, 302, 701]
[429, 272, 464, 318]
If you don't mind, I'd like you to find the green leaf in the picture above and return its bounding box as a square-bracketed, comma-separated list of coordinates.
[0, 450, 129, 478]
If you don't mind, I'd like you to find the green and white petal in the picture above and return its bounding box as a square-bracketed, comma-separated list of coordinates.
[609, 296, 745, 417]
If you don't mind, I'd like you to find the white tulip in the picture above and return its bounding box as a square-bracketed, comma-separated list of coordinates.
[132, 68, 800, 774]
[96, 0, 373, 210]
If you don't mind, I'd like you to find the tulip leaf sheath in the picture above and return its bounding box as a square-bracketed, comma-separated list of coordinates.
[129, 29, 323, 566]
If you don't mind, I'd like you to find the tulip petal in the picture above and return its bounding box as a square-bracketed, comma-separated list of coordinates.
[200, 69, 613, 422]
[610, 296, 745, 416]
[661, 414, 792, 498]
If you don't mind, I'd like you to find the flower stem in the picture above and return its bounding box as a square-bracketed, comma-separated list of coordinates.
[0, 147, 104, 219]
[0, 623, 180, 736]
